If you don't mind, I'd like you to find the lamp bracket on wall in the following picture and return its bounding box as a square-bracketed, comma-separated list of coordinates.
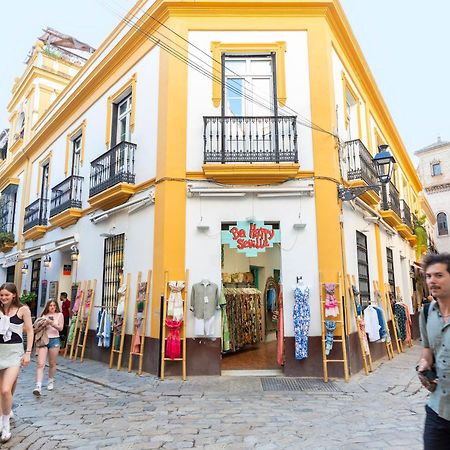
[337, 184, 380, 202]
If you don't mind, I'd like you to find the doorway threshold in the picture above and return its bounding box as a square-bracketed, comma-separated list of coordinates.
[221, 369, 283, 377]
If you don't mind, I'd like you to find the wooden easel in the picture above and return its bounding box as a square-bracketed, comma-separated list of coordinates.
[128, 271, 152, 375]
[109, 273, 131, 370]
[396, 286, 413, 348]
[64, 281, 85, 359]
[319, 273, 349, 382]
[347, 274, 372, 375]
[372, 280, 395, 360]
[384, 283, 403, 353]
[73, 279, 96, 362]
[160, 270, 188, 381]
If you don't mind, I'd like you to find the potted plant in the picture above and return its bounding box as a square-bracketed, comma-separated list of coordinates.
[0, 231, 15, 252]
[20, 291, 37, 306]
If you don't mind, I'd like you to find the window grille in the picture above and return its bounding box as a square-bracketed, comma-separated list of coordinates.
[386, 247, 396, 297]
[356, 231, 370, 308]
[437, 212, 448, 236]
[102, 234, 125, 311]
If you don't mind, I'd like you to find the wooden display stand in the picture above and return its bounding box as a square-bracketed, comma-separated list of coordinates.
[128, 271, 152, 375]
[64, 281, 85, 359]
[109, 273, 131, 370]
[319, 273, 349, 382]
[372, 281, 395, 359]
[73, 280, 96, 362]
[346, 274, 372, 375]
[384, 283, 403, 354]
[160, 270, 188, 381]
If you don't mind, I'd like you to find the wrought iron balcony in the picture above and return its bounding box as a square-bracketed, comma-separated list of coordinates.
[89, 141, 136, 198]
[203, 116, 298, 163]
[341, 139, 379, 186]
[50, 175, 83, 218]
[23, 198, 48, 232]
[381, 182, 401, 218]
[400, 199, 413, 230]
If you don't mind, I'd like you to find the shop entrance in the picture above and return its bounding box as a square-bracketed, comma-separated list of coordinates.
[220, 221, 282, 372]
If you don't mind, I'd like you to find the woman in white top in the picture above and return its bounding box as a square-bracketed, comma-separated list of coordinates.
[33, 300, 64, 396]
[0, 282, 33, 443]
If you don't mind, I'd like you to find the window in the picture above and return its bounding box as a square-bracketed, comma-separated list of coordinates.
[431, 162, 442, 177]
[115, 95, 132, 144]
[437, 212, 449, 236]
[41, 162, 50, 200]
[15, 112, 25, 141]
[102, 234, 125, 311]
[71, 135, 82, 176]
[0, 185, 18, 234]
[386, 247, 396, 297]
[223, 55, 274, 116]
[356, 231, 370, 308]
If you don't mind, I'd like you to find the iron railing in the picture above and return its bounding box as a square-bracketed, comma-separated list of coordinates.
[342, 139, 379, 186]
[89, 141, 136, 198]
[412, 213, 419, 228]
[203, 116, 298, 163]
[400, 199, 413, 230]
[23, 198, 48, 232]
[381, 182, 401, 218]
[50, 175, 83, 218]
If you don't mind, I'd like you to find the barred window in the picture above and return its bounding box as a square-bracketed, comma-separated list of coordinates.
[386, 247, 396, 297]
[437, 212, 448, 236]
[102, 234, 125, 311]
[356, 231, 370, 308]
[0, 184, 18, 234]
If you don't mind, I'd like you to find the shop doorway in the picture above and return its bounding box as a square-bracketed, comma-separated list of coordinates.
[220, 221, 282, 372]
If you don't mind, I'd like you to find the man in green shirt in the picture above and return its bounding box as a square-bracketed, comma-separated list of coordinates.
[418, 253, 450, 449]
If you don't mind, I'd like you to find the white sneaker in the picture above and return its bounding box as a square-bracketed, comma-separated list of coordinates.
[47, 380, 54, 391]
[33, 385, 41, 396]
[1, 427, 11, 443]
[9, 410, 14, 421]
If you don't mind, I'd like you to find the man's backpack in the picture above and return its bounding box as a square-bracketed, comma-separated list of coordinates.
[423, 300, 436, 324]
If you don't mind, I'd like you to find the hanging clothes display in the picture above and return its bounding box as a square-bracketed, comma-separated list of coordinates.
[190, 280, 220, 337]
[219, 286, 230, 352]
[293, 285, 310, 360]
[324, 283, 339, 317]
[325, 320, 336, 355]
[277, 286, 285, 366]
[132, 282, 147, 353]
[72, 288, 83, 314]
[222, 287, 263, 352]
[167, 281, 185, 321]
[393, 302, 408, 341]
[364, 305, 381, 342]
[356, 317, 370, 355]
[165, 318, 183, 359]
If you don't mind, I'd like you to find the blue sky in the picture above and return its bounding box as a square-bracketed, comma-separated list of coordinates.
[1, 1, 448, 159]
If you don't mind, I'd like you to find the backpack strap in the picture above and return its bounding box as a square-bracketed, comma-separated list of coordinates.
[424, 299, 437, 324]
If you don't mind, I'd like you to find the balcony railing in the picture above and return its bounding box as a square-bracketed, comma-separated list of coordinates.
[400, 199, 413, 230]
[89, 141, 136, 198]
[341, 139, 379, 186]
[50, 175, 83, 218]
[23, 198, 48, 232]
[381, 182, 401, 218]
[203, 116, 298, 163]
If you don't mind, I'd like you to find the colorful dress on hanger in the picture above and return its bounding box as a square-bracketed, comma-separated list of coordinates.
[324, 283, 339, 317]
[167, 281, 185, 321]
[293, 286, 310, 360]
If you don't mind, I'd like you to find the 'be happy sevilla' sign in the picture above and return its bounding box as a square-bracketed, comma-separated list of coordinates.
[221, 221, 281, 257]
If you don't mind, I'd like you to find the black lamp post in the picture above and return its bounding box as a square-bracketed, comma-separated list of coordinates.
[338, 144, 396, 202]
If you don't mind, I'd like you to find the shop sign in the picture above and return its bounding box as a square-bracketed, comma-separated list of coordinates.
[63, 264, 72, 275]
[221, 221, 281, 257]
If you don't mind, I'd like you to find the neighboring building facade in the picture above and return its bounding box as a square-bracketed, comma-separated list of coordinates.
[415, 138, 450, 253]
[0, 0, 434, 378]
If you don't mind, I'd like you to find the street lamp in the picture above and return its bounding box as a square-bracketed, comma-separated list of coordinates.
[43, 254, 51, 268]
[338, 144, 396, 201]
[70, 245, 79, 261]
[21, 263, 29, 274]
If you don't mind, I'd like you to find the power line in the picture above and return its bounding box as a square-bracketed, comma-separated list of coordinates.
[98, 0, 338, 139]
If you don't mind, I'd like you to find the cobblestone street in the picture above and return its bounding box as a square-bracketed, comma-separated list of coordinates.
[4, 344, 426, 449]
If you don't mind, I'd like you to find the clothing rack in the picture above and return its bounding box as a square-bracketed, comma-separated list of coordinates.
[372, 280, 394, 359]
[160, 270, 188, 381]
[319, 273, 349, 382]
[64, 281, 85, 359]
[128, 270, 152, 375]
[73, 279, 96, 362]
[384, 283, 403, 354]
[347, 274, 372, 375]
[109, 273, 131, 370]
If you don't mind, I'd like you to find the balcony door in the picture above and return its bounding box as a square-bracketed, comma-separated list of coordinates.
[41, 162, 50, 200]
[70, 135, 82, 177]
[222, 54, 277, 158]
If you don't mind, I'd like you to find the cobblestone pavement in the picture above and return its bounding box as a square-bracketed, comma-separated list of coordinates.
[3, 344, 427, 449]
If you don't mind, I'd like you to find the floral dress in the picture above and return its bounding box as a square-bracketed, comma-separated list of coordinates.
[293, 286, 310, 360]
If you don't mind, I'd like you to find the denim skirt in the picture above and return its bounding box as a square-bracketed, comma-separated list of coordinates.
[0, 343, 23, 369]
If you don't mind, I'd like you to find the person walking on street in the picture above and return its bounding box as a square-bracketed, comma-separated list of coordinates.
[418, 253, 450, 449]
[0, 283, 33, 443]
[33, 299, 64, 396]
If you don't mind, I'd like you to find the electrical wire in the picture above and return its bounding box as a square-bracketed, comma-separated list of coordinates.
[97, 0, 339, 138]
